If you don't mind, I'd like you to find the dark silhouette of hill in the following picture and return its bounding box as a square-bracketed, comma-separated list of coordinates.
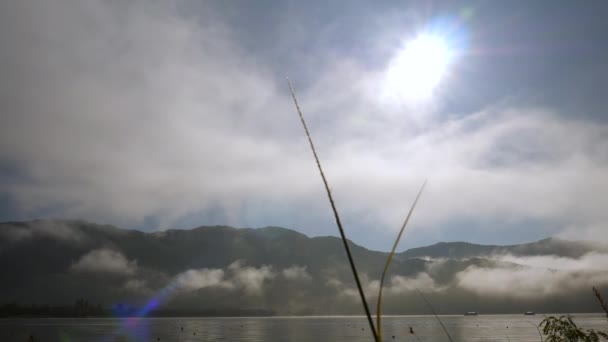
[398, 237, 598, 259]
[0, 219, 605, 316]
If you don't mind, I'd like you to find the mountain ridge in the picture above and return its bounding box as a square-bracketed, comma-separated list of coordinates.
[3, 218, 588, 255]
[1, 219, 606, 315]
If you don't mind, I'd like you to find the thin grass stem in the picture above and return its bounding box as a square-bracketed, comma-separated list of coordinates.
[416, 289, 454, 342]
[287, 78, 378, 341]
[526, 320, 544, 342]
[376, 180, 426, 341]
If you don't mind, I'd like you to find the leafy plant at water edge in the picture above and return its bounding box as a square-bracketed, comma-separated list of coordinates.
[593, 286, 608, 340]
[541, 315, 603, 342]
[540, 288, 608, 341]
[593, 287, 608, 319]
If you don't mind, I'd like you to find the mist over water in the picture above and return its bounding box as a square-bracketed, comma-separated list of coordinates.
[1, 315, 606, 342]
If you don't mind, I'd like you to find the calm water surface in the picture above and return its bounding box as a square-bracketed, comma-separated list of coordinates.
[1, 314, 606, 342]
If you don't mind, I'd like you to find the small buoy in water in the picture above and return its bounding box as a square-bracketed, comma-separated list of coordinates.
[409, 327, 414, 334]
[392, 335, 395, 339]
[180, 327, 183, 331]
[193, 332, 196, 335]
[362, 328, 364, 331]
[157, 338, 160, 341]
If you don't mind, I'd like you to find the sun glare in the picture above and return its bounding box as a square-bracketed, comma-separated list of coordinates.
[383, 34, 452, 103]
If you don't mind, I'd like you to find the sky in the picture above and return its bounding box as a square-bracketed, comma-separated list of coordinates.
[1, 0, 608, 251]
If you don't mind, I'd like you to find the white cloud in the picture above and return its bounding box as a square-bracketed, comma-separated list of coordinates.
[70, 248, 137, 275]
[228, 260, 275, 294]
[325, 276, 360, 300]
[498, 253, 608, 271]
[0, 221, 87, 243]
[282, 265, 311, 281]
[0, 0, 301, 228]
[326, 272, 440, 301]
[161, 263, 321, 298]
[322, 107, 608, 235]
[387, 273, 439, 294]
[455, 253, 608, 298]
[328, 253, 608, 301]
[2, 0, 608, 248]
[558, 224, 608, 245]
[175, 268, 233, 292]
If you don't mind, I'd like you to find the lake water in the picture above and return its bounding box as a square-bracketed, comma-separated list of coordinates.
[1, 314, 606, 342]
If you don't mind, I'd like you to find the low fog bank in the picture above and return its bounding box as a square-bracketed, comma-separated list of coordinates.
[1, 220, 606, 315]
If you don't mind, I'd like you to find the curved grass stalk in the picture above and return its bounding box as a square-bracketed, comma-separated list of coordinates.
[376, 180, 427, 341]
[287, 78, 378, 341]
[526, 320, 544, 342]
[416, 289, 454, 342]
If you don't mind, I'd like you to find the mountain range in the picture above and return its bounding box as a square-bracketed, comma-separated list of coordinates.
[1, 220, 606, 316]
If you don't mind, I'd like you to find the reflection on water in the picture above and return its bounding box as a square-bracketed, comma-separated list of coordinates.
[0, 314, 606, 342]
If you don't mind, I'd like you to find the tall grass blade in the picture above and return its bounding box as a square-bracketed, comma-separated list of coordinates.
[287, 78, 378, 341]
[416, 289, 454, 342]
[376, 180, 427, 341]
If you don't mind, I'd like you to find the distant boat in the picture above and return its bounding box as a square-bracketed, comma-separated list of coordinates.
[524, 311, 536, 315]
[464, 312, 478, 316]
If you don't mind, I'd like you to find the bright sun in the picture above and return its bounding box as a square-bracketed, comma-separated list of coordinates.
[384, 34, 452, 102]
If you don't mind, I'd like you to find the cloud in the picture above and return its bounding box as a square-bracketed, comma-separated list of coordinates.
[387, 273, 440, 294]
[326, 272, 440, 301]
[498, 253, 608, 271]
[124, 279, 150, 294]
[1, 0, 608, 249]
[70, 248, 137, 275]
[455, 253, 608, 298]
[0, 221, 87, 243]
[282, 265, 311, 281]
[175, 268, 233, 292]
[171, 261, 279, 295]
[558, 224, 608, 245]
[328, 253, 608, 301]
[0, 0, 300, 228]
[324, 277, 360, 299]
[228, 261, 275, 294]
[323, 108, 608, 230]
